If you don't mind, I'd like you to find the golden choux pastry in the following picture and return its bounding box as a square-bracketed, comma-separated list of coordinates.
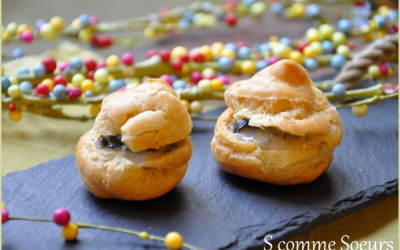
[76, 79, 193, 200]
[211, 60, 342, 185]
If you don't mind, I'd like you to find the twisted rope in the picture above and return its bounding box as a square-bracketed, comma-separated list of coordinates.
[334, 34, 398, 89]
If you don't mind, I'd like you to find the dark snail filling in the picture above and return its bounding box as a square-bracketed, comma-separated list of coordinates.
[233, 119, 249, 133]
[97, 135, 124, 149]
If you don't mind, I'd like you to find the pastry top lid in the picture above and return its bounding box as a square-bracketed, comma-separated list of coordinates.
[225, 60, 340, 136]
[93, 79, 192, 152]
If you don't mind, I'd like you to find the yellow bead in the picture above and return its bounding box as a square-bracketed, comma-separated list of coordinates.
[139, 232, 149, 240]
[122, 66, 134, 77]
[171, 46, 188, 60]
[319, 24, 335, 40]
[90, 104, 102, 117]
[182, 64, 190, 74]
[106, 55, 120, 67]
[262, 51, 271, 58]
[303, 46, 318, 58]
[211, 42, 224, 56]
[378, 6, 391, 16]
[211, 79, 223, 91]
[291, 3, 305, 18]
[202, 14, 216, 27]
[7, 85, 21, 98]
[306, 28, 321, 42]
[352, 105, 368, 117]
[332, 32, 347, 47]
[309, 42, 323, 55]
[3, 31, 11, 42]
[144, 27, 156, 38]
[78, 29, 92, 42]
[369, 20, 378, 31]
[360, 25, 371, 35]
[6, 22, 18, 36]
[17, 24, 30, 35]
[289, 51, 303, 64]
[220, 48, 235, 58]
[81, 79, 94, 92]
[67, 83, 75, 90]
[269, 41, 279, 49]
[9, 76, 18, 85]
[368, 65, 380, 79]
[200, 46, 213, 61]
[190, 101, 203, 113]
[42, 79, 55, 91]
[269, 36, 279, 42]
[336, 45, 351, 58]
[50, 16, 64, 31]
[241, 60, 256, 74]
[62, 223, 79, 241]
[181, 100, 191, 112]
[165, 232, 183, 250]
[72, 74, 85, 87]
[388, 68, 394, 76]
[71, 19, 81, 30]
[198, 79, 213, 93]
[40, 23, 56, 41]
[272, 44, 292, 59]
[376, 30, 386, 38]
[9, 111, 22, 122]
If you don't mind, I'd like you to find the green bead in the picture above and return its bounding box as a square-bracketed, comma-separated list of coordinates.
[352, 105, 368, 117]
[319, 24, 335, 40]
[332, 32, 347, 47]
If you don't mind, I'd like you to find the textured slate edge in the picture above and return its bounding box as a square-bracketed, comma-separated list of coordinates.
[218, 179, 398, 250]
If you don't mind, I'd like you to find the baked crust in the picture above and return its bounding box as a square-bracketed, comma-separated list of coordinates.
[211, 60, 343, 185]
[76, 79, 193, 200]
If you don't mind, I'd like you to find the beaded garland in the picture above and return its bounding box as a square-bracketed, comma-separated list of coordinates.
[1, 1, 398, 123]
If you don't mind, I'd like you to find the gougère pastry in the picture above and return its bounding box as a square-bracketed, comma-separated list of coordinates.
[76, 79, 192, 200]
[211, 60, 342, 185]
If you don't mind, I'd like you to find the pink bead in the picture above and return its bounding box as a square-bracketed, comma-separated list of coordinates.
[89, 16, 99, 25]
[218, 75, 230, 85]
[147, 49, 159, 59]
[190, 71, 202, 84]
[236, 41, 247, 48]
[87, 70, 95, 80]
[97, 61, 107, 69]
[53, 208, 70, 226]
[2, 208, 9, 224]
[122, 53, 134, 66]
[297, 41, 308, 52]
[54, 75, 68, 86]
[204, 74, 215, 80]
[67, 87, 82, 100]
[348, 42, 355, 50]
[59, 62, 70, 72]
[160, 74, 173, 86]
[269, 56, 280, 65]
[379, 64, 388, 75]
[21, 30, 34, 43]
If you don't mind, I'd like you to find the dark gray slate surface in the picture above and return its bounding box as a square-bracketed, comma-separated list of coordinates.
[2, 99, 398, 250]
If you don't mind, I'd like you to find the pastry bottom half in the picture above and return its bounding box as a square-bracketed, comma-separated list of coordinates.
[211, 109, 341, 185]
[76, 129, 192, 200]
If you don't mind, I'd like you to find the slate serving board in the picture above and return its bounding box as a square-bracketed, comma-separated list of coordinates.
[2, 99, 398, 250]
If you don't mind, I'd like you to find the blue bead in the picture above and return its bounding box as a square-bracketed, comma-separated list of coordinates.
[33, 64, 46, 77]
[201, 1, 213, 12]
[388, 10, 398, 23]
[2, 76, 11, 91]
[225, 43, 237, 51]
[218, 57, 234, 72]
[18, 67, 30, 76]
[304, 58, 319, 71]
[184, 11, 195, 22]
[332, 83, 346, 99]
[256, 60, 268, 71]
[35, 19, 46, 29]
[109, 79, 125, 92]
[79, 14, 91, 27]
[330, 54, 347, 70]
[173, 80, 187, 90]
[337, 19, 352, 34]
[237, 47, 251, 60]
[306, 4, 320, 17]
[52, 85, 67, 100]
[178, 19, 190, 30]
[270, 3, 284, 14]
[373, 14, 387, 28]
[85, 90, 93, 97]
[322, 41, 334, 54]
[70, 57, 83, 70]
[242, 0, 255, 6]
[11, 48, 24, 59]
[19, 81, 33, 92]
[258, 43, 271, 53]
[279, 37, 292, 46]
